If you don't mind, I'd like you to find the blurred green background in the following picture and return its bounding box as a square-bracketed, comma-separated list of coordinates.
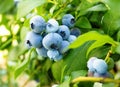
[0, 0, 120, 87]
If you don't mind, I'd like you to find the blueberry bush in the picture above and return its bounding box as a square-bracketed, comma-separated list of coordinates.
[1, 0, 120, 87]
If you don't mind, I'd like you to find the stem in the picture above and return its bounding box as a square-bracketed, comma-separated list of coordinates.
[72, 77, 120, 83]
[52, 7, 64, 18]
[52, 2, 68, 18]
[105, 50, 112, 63]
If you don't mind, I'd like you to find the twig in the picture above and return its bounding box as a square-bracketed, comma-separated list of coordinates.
[105, 50, 112, 63]
[72, 77, 120, 83]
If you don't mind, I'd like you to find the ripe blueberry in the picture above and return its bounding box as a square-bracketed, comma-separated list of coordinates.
[70, 28, 81, 37]
[30, 15, 46, 33]
[87, 57, 97, 72]
[94, 72, 110, 78]
[62, 14, 75, 27]
[93, 59, 108, 74]
[46, 19, 59, 33]
[42, 33, 63, 50]
[47, 50, 60, 60]
[68, 35, 77, 43]
[25, 31, 42, 48]
[54, 54, 63, 61]
[59, 40, 70, 54]
[57, 25, 70, 40]
[36, 47, 48, 57]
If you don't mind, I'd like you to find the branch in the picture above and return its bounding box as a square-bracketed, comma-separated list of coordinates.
[72, 77, 120, 83]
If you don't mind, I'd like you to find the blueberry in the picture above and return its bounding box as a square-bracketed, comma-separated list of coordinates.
[93, 59, 108, 74]
[25, 31, 42, 48]
[36, 47, 47, 57]
[54, 54, 63, 61]
[62, 14, 75, 27]
[70, 28, 81, 37]
[57, 25, 70, 40]
[42, 33, 63, 50]
[94, 72, 110, 78]
[68, 35, 77, 43]
[30, 15, 46, 33]
[47, 50, 60, 60]
[87, 57, 97, 72]
[59, 40, 70, 54]
[46, 19, 59, 33]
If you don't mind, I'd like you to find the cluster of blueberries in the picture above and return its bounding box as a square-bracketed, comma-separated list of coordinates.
[87, 57, 110, 78]
[25, 14, 81, 61]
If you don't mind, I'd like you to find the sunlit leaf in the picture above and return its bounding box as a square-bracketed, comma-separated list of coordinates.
[87, 4, 108, 11]
[17, 0, 46, 19]
[69, 31, 118, 56]
[0, 0, 14, 13]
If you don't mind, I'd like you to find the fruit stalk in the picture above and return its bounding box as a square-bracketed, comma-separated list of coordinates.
[105, 50, 112, 63]
[72, 77, 120, 83]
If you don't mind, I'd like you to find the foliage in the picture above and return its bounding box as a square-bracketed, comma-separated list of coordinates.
[0, 0, 120, 87]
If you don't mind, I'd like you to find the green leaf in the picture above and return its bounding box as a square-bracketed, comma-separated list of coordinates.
[20, 27, 30, 41]
[17, 0, 46, 19]
[75, 17, 92, 29]
[115, 43, 120, 54]
[103, 0, 120, 16]
[64, 41, 94, 75]
[117, 30, 120, 42]
[103, 83, 115, 87]
[14, 48, 34, 79]
[102, 11, 120, 36]
[71, 70, 87, 80]
[69, 31, 117, 56]
[88, 46, 110, 59]
[87, 4, 108, 11]
[0, 0, 14, 13]
[52, 60, 64, 81]
[59, 77, 71, 87]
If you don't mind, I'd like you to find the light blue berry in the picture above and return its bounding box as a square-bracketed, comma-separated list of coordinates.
[42, 33, 63, 50]
[47, 50, 60, 60]
[58, 25, 70, 40]
[87, 57, 97, 72]
[70, 28, 81, 37]
[46, 19, 59, 33]
[59, 40, 70, 54]
[54, 54, 63, 61]
[62, 14, 75, 27]
[94, 72, 110, 78]
[68, 35, 77, 43]
[36, 47, 47, 57]
[93, 59, 108, 74]
[30, 15, 46, 33]
[25, 31, 42, 48]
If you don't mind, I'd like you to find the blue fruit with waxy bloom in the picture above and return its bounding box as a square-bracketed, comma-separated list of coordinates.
[59, 40, 70, 54]
[93, 59, 108, 74]
[47, 50, 60, 60]
[25, 31, 42, 48]
[36, 47, 48, 57]
[42, 33, 63, 50]
[68, 35, 77, 43]
[87, 57, 97, 72]
[57, 25, 70, 40]
[46, 19, 59, 33]
[30, 15, 46, 33]
[62, 14, 75, 27]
